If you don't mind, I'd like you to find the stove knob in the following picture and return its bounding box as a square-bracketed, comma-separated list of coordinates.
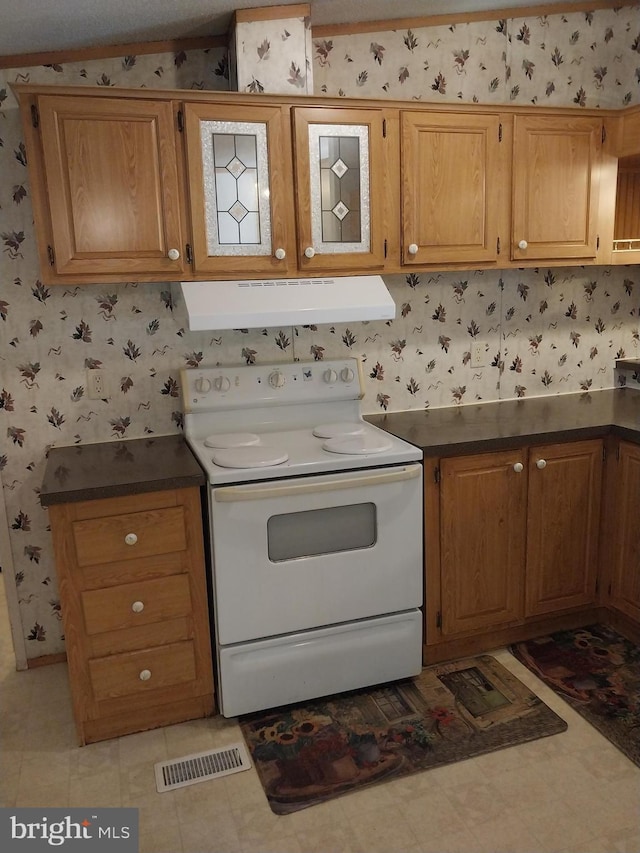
[214, 375, 231, 392]
[268, 370, 286, 389]
[323, 368, 338, 384]
[340, 367, 355, 383]
[194, 377, 212, 394]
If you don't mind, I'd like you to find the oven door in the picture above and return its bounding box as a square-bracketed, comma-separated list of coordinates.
[209, 463, 423, 645]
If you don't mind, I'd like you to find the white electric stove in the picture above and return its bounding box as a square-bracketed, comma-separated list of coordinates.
[182, 358, 424, 717]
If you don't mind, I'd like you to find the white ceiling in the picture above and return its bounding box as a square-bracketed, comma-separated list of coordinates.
[0, 0, 575, 58]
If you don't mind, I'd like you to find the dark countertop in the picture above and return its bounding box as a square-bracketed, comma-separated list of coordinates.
[40, 434, 205, 506]
[366, 388, 640, 457]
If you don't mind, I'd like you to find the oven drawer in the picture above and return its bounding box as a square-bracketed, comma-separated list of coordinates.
[217, 610, 422, 717]
[72, 506, 187, 566]
[88, 641, 197, 702]
[81, 574, 192, 635]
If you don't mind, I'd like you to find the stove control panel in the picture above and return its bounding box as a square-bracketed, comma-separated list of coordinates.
[181, 358, 364, 412]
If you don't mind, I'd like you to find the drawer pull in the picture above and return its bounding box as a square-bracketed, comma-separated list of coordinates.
[124, 532, 138, 546]
[131, 600, 145, 613]
[139, 669, 152, 681]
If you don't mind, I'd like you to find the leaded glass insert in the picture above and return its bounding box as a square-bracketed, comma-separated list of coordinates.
[200, 120, 271, 256]
[308, 124, 370, 255]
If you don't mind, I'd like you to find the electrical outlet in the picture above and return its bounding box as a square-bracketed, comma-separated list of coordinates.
[471, 342, 486, 368]
[86, 369, 107, 399]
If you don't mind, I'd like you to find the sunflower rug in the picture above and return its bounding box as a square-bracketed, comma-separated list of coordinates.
[239, 654, 567, 814]
[512, 624, 640, 768]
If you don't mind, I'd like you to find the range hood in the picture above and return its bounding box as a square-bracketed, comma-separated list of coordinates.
[180, 276, 396, 331]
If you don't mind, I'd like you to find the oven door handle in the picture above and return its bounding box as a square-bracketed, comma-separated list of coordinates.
[214, 463, 421, 502]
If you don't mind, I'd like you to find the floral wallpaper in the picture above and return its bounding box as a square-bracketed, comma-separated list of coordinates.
[1, 4, 639, 660]
[313, 5, 640, 108]
[231, 10, 313, 94]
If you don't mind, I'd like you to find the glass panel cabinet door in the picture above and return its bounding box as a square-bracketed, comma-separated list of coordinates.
[293, 108, 386, 272]
[184, 103, 295, 276]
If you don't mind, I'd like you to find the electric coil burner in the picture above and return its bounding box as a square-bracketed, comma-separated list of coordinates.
[182, 357, 424, 717]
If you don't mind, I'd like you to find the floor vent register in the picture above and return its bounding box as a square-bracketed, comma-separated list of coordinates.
[154, 743, 251, 792]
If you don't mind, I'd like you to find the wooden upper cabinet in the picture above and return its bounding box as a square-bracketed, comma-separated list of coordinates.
[401, 111, 509, 266]
[292, 107, 386, 273]
[183, 102, 296, 277]
[525, 439, 602, 617]
[610, 441, 640, 623]
[440, 449, 527, 636]
[35, 95, 186, 281]
[512, 115, 602, 262]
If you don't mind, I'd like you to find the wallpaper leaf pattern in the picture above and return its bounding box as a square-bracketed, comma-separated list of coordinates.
[0, 6, 639, 659]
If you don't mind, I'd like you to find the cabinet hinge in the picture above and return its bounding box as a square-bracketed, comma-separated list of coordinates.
[434, 466, 440, 484]
[177, 109, 184, 133]
[616, 444, 620, 461]
[595, 578, 599, 594]
[597, 235, 600, 250]
[602, 445, 606, 463]
[608, 583, 612, 596]
[186, 243, 193, 264]
[436, 611, 442, 629]
[382, 118, 387, 138]
[497, 236, 501, 255]
[46, 245, 55, 266]
[384, 238, 388, 259]
[31, 104, 39, 128]
[498, 122, 503, 142]
[602, 125, 606, 144]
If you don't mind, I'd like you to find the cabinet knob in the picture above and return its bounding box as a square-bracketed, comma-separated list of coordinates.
[139, 669, 152, 681]
[167, 248, 180, 261]
[124, 532, 138, 546]
[518, 240, 528, 250]
[131, 600, 145, 613]
[304, 246, 315, 259]
[408, 243, 419, 256]
[536, 458, 547, 469]
[274, 247, 286, 260]
[513, 462, 524, 473]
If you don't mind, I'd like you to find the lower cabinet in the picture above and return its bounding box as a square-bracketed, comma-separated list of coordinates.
[610, 441, 640, 623]
[47, 487, 214, 745]
[428, 439, 603, 653]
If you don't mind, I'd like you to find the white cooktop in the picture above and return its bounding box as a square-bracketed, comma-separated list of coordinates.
[182, 358, 421, 484]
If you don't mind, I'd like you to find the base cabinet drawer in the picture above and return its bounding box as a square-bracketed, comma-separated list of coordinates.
[82, 574, 192, 635]
[89, 641, 197, 702]
[72, 506, 187, 566]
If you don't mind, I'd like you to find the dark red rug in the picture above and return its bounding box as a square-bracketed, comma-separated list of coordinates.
[512, 624, 640, 767]
[240, 654, 567, 814]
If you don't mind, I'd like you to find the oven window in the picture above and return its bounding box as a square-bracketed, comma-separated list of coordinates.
[267, 503, 376, 562]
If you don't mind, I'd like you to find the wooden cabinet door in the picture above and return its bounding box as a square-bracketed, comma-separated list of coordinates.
[440, 450, 527, 636]
[610, 441, 640, 622]
[37, 95, 186, 279]
[183, 102, 296, 276]
[512, 115, 602, 261]
[401, 111, 509, 266]
[292, 107, 386, 273]
[525, 439, 602, 617]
